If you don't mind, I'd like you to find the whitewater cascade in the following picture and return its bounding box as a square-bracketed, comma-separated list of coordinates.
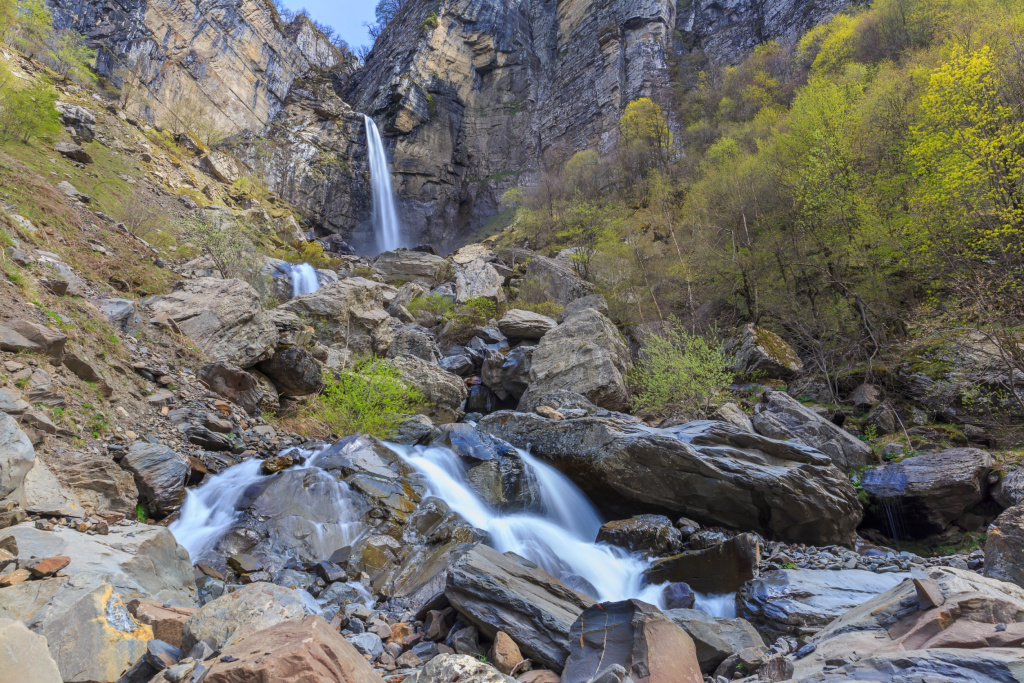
[290, 263, 319, 298]
[169, 441, 735, 617]
[364, 115, 403, 253]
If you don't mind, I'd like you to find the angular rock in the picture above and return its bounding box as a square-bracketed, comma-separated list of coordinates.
[664, 609, 764, 674]
[521, 256, 594, 305]
[488, 630, 523, 675]
[52, 448, 138, 516]
[182, 582, 319, 651]
[456, 258, 505, 304]
[54, 141, 93, 163]
[388, 323, 442, 363]
[985, 503, 1024, 588]
[497, 309, 557, 340]
[375, 250, 448, 287]
[55, 101, 96, 140]
[751, 391, 873, 470]
[145, 278, 278, 367]
[197, 362, 273, 415]
[128, 600, 196, 649]
[0, 617, 63, 683]
[556, 294, 609, 323]
[0, 413, 35, 504]
[391, 355, 467, 423]
[445, 544, 595, 670]
[199, 150, 247, 183]
[256, 345, 323, 397]
[644, 533, 760, 594]
[663, 582, 695, 609]
[994, 467, 1024, 508]
[94, 297, 140, 335]
[0, 319, 67, 363]
[122, 441, 188, 517]
[25, 554, 70, 578]
[349, 632, 384, 658]
[410, 653, 509, 682]
[562, 599, 703, 683]
[480, 415, 863, 544]
[727, 323, 803, 379]
[596, 515, 683, 555]
[278, 277, 393, 355]
[520, 308, 631, 412]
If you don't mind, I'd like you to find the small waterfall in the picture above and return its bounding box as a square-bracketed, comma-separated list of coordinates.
[290, 263, 319, 298]
[862, 467, 911, 545]
[363, 115, 403, 253]
[169, 459, 263, 561]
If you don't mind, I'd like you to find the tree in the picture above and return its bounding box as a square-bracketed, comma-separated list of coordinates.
[0, 0, 16, 41]
[12, 0, 52, 58]
[49, 29, 95, 83]
[619, 97, 673, 174]
[0, 83, 61, 143]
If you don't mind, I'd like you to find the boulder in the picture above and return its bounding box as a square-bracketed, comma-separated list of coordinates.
[497, 309, 557, 340]
[520, 308, 631, 412]
[861, 447, 993, 538]
[740, 568, 909, 639]
[521, 255, 594, 305]
[53, 447, 138, 515]
[479, 415, 863, 544]
[751, 391, 873, 470]
[54, 141, 93, 163]
[256, 346, 324, 397]
[664, 609, 765, 673]
[19, 457, 83, 517]
[561, 599, 703, 683]
[807, 650, 1024, 683]
[391, 355, 467, 423]
[55, 101, 96, 140]
[445, 544, 595, 670]
[0, 413, 35, 503]
[128, 600, 196, 649]
[94, 297, 141, 335]
[182, 582, 319, 652]
[456, 258, 505, 303]
[199, 151, 247, 183]
[388, 323, 442, 363]
[556, 294, 609, 323]
[595, 515, 683, 555]
[994, 467, 1024, 508]
[985, 503, 1024, 588]
[121, 441, 189, 517]
[644, 533, 760, 594]
[489, 630, 523, 675]
[0, 319, 67, 363]
[144, 278, 278, 367]
[375, 249, 449, 286]
[410, 653, 511, 682]
[711, 402, 754, 433]
[278, 277, 393, 355]
[0, 617, 63, 683]
[202, 615, 381, 683]
[480, 345, 534, 401]
[726, 324, 803, 379]
[197, 362, 272, 415]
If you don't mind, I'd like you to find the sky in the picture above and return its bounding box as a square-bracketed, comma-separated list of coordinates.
[279, 0, 377, 50]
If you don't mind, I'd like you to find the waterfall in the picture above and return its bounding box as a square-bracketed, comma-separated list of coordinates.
[290, 263, 319, 298]
[363, 115, 403, 253]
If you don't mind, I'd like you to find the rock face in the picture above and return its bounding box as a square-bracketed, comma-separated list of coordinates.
[984, 503, 1024, 588]
[562, 599, 703, 683]
[445, 544, 595, 670]
[0, 618, 63, 683]
[751, 391, 873, 470]
[521, 308, 631, 412]
[727, 324, 803, 379]
[182, 582, 319, 652]
[861, 447, 993, 538]
[480, 415, 863, 544]
[144, 278, 278, 368]
[121, 441, 188, 517]
[664, 609, 765, 674]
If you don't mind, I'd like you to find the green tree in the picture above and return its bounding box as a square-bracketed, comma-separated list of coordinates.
[0, 83, 61, 143]
[0, 0, 17, 41]
[49, 29, 95, 83]
[12, 0, 52, 58]
[619, 97, 673, 175]
[317, 358, 423, 439]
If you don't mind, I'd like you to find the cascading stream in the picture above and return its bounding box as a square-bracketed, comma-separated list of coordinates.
[290, 263, 320, 298]
[363, 115, 403, 253]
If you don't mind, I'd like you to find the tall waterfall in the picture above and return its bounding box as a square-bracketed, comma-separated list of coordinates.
[364, 115, 403, 253]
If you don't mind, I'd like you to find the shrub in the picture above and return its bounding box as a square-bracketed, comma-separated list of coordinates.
[630, 321, 733, 417]
[178, 211, 273, 301]
[317, 358, 423, 439]
[407, 292, 455, 322]
[49, 29, 95, 84]
[511, 299, 563, 319]
[0, 83, 61, 143]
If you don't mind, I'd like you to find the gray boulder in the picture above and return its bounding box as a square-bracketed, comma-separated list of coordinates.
[94, 297, 141, 335]
[726, 323, 803, 379]
[664, 609, 765, 673]
[595, 515, 683, 555]
[985, 503, 1024, 588]
[0, 413, 35, 503]
[388, 324, 442, 363]
[0, 618, 62, 683]
[197, 361, 274, 415]
[556, 294, 609, 323]
[479, 415, 863, 544]
[391, 355, 467, 423]
[0, 319, 67, 363]
[456, 258, 505, 304]
[121, 441, 189, 517]
[182, 582, 319, 652]
[55, 100, 96, 141]
[994, 467, 1024, 508]
[278, 277, 392, 355]
[374, 250, 449, 286]
[521, 255, 593, 305]
[644, 533, 760, 594]
[257, 346, 324, 397]
[497, 309, 556, 340]
[751, 391, 873, 470]
[410, 653, 512, 682]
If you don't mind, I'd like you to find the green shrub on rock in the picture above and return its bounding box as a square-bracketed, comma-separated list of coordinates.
[317, 358, 424, 439]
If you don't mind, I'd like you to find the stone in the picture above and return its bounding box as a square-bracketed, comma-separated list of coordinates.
[456, 257, 505, 303]
[203, 615, 382, 683]
[55, 101, 96, 141]
[740, 569, 910, 640]
[182, 582, 319, 651]
[349, 632, 384, 658]
[0, 413, 36, 505]
[913, 577, 945, 609]
[146, 639, 182, 669]
[562, 599, 703, 683]
[497, 309, 557, 339]
[94, 297, 140, 334]
[726, 323, 803, 379]
[865, 401, 899, 435]
[519, 672, 561, 683]
[664, 609, 765, 674]
[488, 630, 523, 674]
[63, 349, 109, 390]
[520, 256, 594, 305]
[984, 503, 1024, 588]
[0, 568, 30, 586]
[197, 362, 273, 415]
[597, 515, 684, 555]
[388, 323, 443, 363]
[556, 294, 609, 323]
[534, 405, 562, 420]
[122, 441, 188, 517]
[861, 447, 993, 538]
[0, 387, 30, 415]
[410, 653, 509, 682]
[128, 599, 196, 649]
[663, 582, 696, 609]
[278, 277, 393, 355]
[57, 180, 90, 202]
[520, 308, 631, 412]
[54, 141, 93, 163]
[199, 150, 247, 183]
[25, 554, 70, 578]
[445, 544, 595, 670]
[374, 250, 449, 286]
[144, 278, 278, 367]
[391, 355, 468, 423]
[751, 391, 873, 470]
[256, 346, 324, 397]
[711, 402, 754, 433]
[644, 533, 760, 594]
[480, 415, 863, 544]
[849, 383, 882, 409]
[0, 319, 68, 363]
[0, 617, 63, 682]
[51, 448, 138, 516]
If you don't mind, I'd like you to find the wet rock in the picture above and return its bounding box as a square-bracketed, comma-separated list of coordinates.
[480, 415, 862, 544]
[520, 308, 631, 412]
[596, 515, 683, 555]
[0, 319, 67, 363]
[145, 278, 278, 367]
[466, 383, 499, 414]
[204, 615, 381, 682]
[0, 617, 63, 682]
[663, 582, 695, 609]
[256, 346, 323, 397]
[521, 256, 594, 305]
[497, 309, 557, 340]
[644, 533, 760, 593]
[391, 355, 468, 423]
[410, 653, 510, 682]
[664, 609, 764, 673]
[562, 599, 703, 683]
[122, 441, 188, 517]
[445, 544, 595, 670]
[727, 323, 803, 380]
[861, 447, 993, 538]
[984, 503, 1024, 588]
[54, 141, 93, 163]
[456, 258, 505, 303]
[751, 391, 873, 470]
[182, 582, 320, 651]
[197, 362, 274, 415]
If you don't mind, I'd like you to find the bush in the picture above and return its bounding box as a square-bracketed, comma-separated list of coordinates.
[317, 358, 423, 439]
[407, 292, 455, 322]
[0, 83, 61, 143]
[630, 321, 733, 417]
[178, 211, 273, 301]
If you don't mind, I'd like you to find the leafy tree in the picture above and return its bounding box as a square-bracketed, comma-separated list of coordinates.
[0, 0, 16, 41]
[178, 211, 273, 300]
[11, 0, 52, 58]
[619, 98, 672, 174]
[49, 29, 95, 83]
[317, 358, 423, 439]
[563, 149, 602, 198]
[0, 83, 61, 143]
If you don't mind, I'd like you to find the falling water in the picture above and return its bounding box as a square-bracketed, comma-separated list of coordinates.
[363, 115, 403, 253]
[862, 467, 911, 546]
[290, 263, 319, 298]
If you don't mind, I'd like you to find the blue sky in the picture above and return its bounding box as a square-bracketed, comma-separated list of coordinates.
[280, 0, 377, 49]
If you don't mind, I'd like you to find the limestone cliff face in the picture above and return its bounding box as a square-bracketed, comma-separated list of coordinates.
[51, 0, 321, 134]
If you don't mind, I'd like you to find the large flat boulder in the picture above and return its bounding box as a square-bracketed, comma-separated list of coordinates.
[479, 416, 863, 544]
[0, 320, 67, 363]
[726, 323, 803, 379]
[751, 391, 873, 470]
[182, 582, 319, 651]
[144, 278, 278, 367]
[519, 308, 631, 412]
[391, 355, 467, 423]
[374, 249, 448, 287]
[664, 609, 765, 673]
[445, 544, 595, 670]
[278, 277, 393, 355]
[985, 502, 1024, 588]
[497, 309, 556, 340]
[121, 441, 189, 517]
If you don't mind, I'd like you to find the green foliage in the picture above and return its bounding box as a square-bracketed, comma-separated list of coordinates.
[0, 83, 61, 143]
[317, 358, 424, 439]
[49, 29, 95, 84]
[11, 0, 52, 57]
[0, 0, 15, 41]
[136, 504, 146, 522]
[629, 321, 733, 416]
[178, 211, 274, 301]
[510, 299, 564, 319]
[422, 11, 438, 30]
[407, 292, 456, 322]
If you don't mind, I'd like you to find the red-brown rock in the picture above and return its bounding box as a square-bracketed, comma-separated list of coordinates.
[25, 555, 70, 578]
[129, 599, 197, 649]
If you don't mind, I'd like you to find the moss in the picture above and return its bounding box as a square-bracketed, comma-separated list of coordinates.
[753, 325, 800, 367]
